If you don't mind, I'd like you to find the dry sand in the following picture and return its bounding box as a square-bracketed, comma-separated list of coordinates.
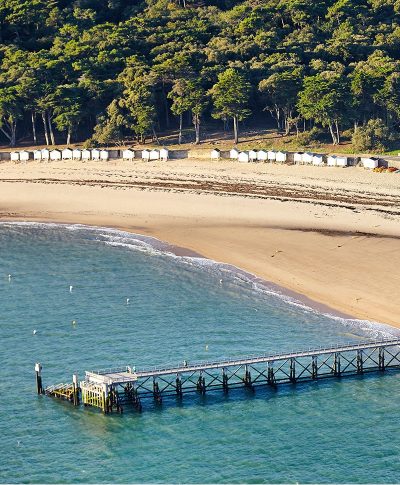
[0, 158, 399, 327]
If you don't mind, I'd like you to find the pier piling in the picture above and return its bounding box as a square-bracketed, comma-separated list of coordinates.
[35, 363, 43, 394]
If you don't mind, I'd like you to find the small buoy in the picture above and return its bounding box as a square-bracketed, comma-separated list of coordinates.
[219, 279, 223, 284]
[205, 344, 209, 351]
[126, 298, 130, 305]
[33, 329, 37, 335]
[17, 440, 20, 447]
[69, 285, 73, 293]
[8, 274, 11, 282]
[72, 320, 76, 326]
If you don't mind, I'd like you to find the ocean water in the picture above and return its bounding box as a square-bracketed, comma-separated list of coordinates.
[1, 222, 400, 483]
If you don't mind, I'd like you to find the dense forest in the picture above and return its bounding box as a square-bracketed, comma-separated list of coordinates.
[1, 0, 400, 150]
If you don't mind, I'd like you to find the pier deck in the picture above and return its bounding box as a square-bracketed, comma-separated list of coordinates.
[43, 338, 400, 414]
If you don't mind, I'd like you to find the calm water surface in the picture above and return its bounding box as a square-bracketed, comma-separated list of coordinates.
[1, 223, 399, 483]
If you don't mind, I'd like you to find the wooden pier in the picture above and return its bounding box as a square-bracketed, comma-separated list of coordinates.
[42, 338, 400, 413]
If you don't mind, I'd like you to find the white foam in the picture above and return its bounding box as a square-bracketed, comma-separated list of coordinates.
[1, 221, 398, 340]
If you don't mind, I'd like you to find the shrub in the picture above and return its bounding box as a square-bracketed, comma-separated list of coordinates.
[296, 127, 325, 147]
[352, 119, 391, 152]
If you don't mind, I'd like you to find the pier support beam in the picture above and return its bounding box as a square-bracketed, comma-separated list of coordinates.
[222, 369, 228, 392]
[35, 363, 43, 395]
[176, 374, 183, 397]
[267, 363, 276, 387]
[197, 372, 206, 395]
[357, 350, 364, 374]
[334, 353, 341, 377]
[312, 356, 317, 379]
[290, 358, 296, 383]
[153, 379, 162, 404]
[244, 365, 252, 388]
[379, 348, 385, 371]
[72, 374, 79, 406]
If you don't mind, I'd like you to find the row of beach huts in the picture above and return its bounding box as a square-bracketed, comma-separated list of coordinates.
[7, 148, 170, 162]
[6, 147, 381, 169]
[210, 148, 380, 169]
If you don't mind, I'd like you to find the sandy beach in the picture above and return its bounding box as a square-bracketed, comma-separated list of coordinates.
[0, 158, 399, 327]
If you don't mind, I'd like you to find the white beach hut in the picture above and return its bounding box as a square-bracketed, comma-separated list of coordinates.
[275, 151, 287, 163]
[249, 149, 258, 162]
[82, 149, 91, 161]
[50, 149, 61, 161]
[312, 154, 324, 166]
[336, 156, 348, 167]
[361, 157, 379, 169]
[302, 152, 314, 164]
[122, 149, 135, 161]
[62, 148, 73, 160]
[91, 149, 101, 161]
[293, 152, 303, 164]
[19, 150, 30, 162]
[327, 155, 337, 167]
[142, 149, 150, 161]
[33, 150, 42, 161]
[72, 148, 81, 160]
[150, 149, 160, 161]
[160, 148, 169, 161]
[100, 150, 109, 161]
[10, 151, 19, 162]
[211, 149, 221, 161]
[257, 150, 268, 161]
[41, 148, 50, 161]
[230, 148, 239, 160]
[267, 150, 277, 162]
[238, 151, 250, 163]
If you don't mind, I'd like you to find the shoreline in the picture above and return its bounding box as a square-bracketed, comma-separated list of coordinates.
[0, 159, 399, 327]
[1, 218, 360, 324]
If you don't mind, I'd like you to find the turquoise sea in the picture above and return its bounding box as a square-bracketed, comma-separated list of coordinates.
[1, 222, 400, 483]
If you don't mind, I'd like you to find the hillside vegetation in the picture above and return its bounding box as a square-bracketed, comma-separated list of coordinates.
[1, 0, 400, 151]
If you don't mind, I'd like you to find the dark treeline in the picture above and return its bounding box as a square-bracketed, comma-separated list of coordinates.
[1, 0, 400, 149]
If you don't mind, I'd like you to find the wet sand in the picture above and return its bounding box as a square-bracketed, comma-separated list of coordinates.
[0, 159, 399, 327]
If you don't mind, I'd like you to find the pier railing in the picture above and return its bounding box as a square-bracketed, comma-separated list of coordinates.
[41, 338, 400, 414]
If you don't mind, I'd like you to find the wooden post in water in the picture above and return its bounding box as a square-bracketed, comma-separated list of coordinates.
[72, 374, 79, 406]
[35, 363, 43, 394]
